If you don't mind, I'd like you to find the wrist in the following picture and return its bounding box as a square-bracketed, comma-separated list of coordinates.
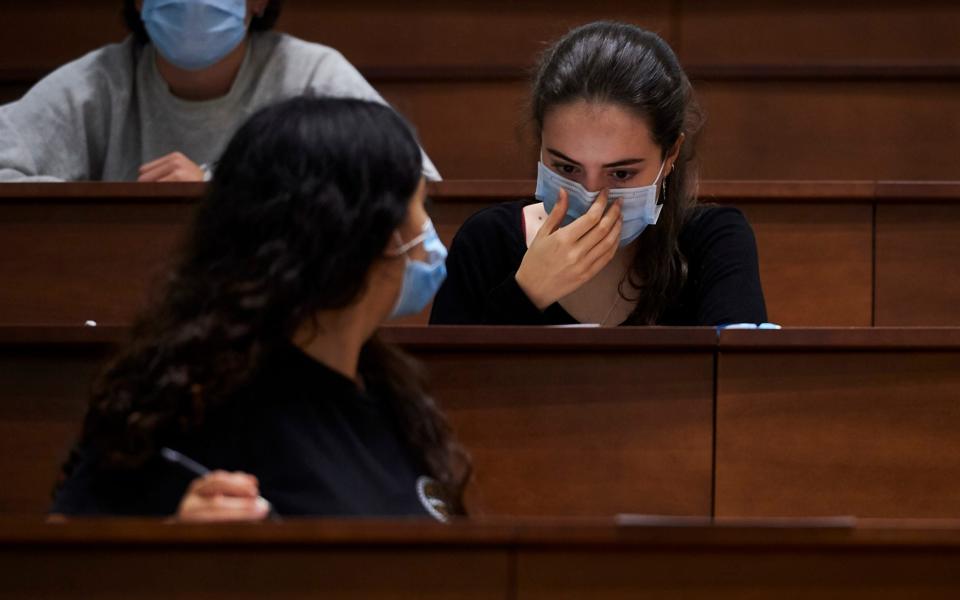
[514, 269, 553, 311]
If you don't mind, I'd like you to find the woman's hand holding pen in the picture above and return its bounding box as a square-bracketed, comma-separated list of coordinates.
[176, 471, 270, 522]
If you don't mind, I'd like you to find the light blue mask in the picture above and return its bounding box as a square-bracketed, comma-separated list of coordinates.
[142, 0, 247, 72]
[535, 160, 666, 247]
[389, 219, 448, 319]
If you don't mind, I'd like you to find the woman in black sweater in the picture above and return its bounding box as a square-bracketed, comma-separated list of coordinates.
[431, 22, 766, 327]
[52, 97, 469, 521]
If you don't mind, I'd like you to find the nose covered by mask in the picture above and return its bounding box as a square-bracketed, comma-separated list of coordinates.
[535, 160, 666, 247]
[142, 0, 248, 71]
[390, 219, 448, 319]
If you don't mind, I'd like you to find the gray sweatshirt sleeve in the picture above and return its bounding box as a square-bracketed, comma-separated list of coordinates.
[306, 48, 442, 182]
[0, 44, 129, 182]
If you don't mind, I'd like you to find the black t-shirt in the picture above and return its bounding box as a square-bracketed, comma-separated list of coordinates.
[51, 344, 438, 519]
[430, 200, 767, 326]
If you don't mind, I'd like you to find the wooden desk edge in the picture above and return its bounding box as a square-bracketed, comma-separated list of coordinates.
[2, 181, 960, 203]
[5, 517, 960, 551]
[718, 327, 960, 351]
[8, 327, 960, 352]
[0, 326, 719, 351]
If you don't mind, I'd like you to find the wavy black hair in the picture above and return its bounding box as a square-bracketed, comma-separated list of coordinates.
[122, 0, 284, 45]
[64, 97, 470, 512]
[532, 21, 704, 325]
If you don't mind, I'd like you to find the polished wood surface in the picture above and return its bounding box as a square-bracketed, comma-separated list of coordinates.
[3, 517, 960, 599]
[2, 2, 960, 180]
[5, 326, 960, 521]
[716, 328, 960, 519]
[0, 326, 716, 517]
[695, 81, 960, 181]
[3, 181, 960, 327]
[738, 203, 873, 326]
[679, 1, 960, 66]
[875, 204, 960, 325]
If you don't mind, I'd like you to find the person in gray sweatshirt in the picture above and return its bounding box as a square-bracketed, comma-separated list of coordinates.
[0, 0, 440, 182]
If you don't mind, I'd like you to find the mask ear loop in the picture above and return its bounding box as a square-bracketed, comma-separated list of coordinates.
[654, 160, 668, 206]
[388, 219, 434, 257]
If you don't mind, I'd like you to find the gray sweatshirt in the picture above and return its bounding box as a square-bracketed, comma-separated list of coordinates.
[0, 32, 440, 181]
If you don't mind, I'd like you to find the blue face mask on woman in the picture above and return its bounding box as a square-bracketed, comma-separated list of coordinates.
[142, 0, 248, 71]
[535, 159, 666, 247]
[389, 219, 448, 318]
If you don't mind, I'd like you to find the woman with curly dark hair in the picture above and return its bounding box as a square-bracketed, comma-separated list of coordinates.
[51, 97, 468, 521]
[0, 0, 439, 182]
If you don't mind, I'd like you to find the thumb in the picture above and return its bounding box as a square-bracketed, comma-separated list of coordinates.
[538, 188, 568, 239]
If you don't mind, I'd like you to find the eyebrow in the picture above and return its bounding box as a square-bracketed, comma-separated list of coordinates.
[546, 148, 646, 169]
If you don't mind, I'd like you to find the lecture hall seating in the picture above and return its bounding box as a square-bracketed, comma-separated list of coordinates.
[4, 325, 960, 521]
[2, 1, 959, 181]
[3, 181, 960, 328]
[4, 517, 960, 598]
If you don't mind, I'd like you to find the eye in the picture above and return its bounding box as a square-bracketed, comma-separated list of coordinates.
[553, 163, 579, 176]
[609, 170, 636, 182]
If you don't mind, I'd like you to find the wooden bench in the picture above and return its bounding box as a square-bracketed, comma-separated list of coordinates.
[4, 326, 960, 520]
[2, 516, 960, 598]
[2, 2, 959, 180]
[2, 181, 960, 326]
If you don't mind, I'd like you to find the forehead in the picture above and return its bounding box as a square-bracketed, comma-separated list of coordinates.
[541, 100, 660, 163]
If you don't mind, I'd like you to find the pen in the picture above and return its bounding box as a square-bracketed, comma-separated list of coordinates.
[160, 447, 279, 519]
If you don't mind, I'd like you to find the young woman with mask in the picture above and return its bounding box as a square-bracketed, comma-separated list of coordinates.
[51, 97, 467, 521]
[430, 22, 766, 327]
[0, 0, 439, 182]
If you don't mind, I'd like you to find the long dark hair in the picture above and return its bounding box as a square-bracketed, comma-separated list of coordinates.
[122, 0, 285, 45]
[68, 97, 470, 511]
[532, 21, 703, 325]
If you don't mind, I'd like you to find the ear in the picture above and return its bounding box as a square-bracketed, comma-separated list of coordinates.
[252, 0, 269, 17]
[666, 132, 685, 175]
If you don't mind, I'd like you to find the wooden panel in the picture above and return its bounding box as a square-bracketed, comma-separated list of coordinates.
[380, 80, 536, 180]
[0, 547, 508, 599]
[426, 349, 714, 516]
[737, 203, 873, 326]
[281, 1, 672, 72]
[7, 518, 960, 599]
[696, 81, 960, 181]
[680, 0, 960, 66]
[0, 327, 716, 517]
[0, 0, 672, 76]
[518, 550, 960, 599]
[0, 0, 127, 75]
[716, 350, 960, 518]
[875, 205, 960, 326]
[2, 182, 958, 328]
[0, 202, 190, 326]
[0, 347, 109, 514]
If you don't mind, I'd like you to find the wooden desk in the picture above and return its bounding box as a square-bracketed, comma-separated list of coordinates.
[6, 326, 960, 519]
[0, 326, 717, 518]
[2, 517, 960, 599]
[716, 328, 960, 519]
[5, 180, 959, 327]
[3, 2, 960, 181]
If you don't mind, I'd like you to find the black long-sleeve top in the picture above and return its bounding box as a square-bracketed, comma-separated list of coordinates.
[430, 200, 767, 326]
[51, 344, 439, 519]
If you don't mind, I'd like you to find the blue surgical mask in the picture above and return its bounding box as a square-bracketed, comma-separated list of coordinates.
[142, 0, 247, 72]
[535, 160, 666, 247]
[389, 219, 448, 318]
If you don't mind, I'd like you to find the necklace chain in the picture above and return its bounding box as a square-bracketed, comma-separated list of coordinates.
[598, 274, 629, 327]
